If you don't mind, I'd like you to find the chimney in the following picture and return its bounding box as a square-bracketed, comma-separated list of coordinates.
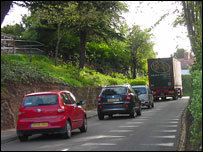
[184, 52, 190, 60]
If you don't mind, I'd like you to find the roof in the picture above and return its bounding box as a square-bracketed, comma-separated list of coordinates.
[25, 90, 71, 96]
[104, 83, 131, 88]
[132, 85, 148, 88]
[177, 58, 195, 69]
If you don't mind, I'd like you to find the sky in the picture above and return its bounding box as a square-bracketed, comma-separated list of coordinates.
[1, 1, 191, 58]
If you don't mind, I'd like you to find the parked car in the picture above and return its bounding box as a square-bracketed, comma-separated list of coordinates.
[17, 90, 87, 141]
[97, 84, 141, 120]
[132, 85, 154, 109]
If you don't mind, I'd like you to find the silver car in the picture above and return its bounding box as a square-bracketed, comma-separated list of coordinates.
[132, 85, 154, 109]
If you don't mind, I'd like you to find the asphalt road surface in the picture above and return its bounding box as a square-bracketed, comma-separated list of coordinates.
[1, 97, 189, 151]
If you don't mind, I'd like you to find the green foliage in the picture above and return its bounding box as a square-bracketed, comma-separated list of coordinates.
[1, 55, 147, 87]
[188, 70, 202, 150]
[129, 77, 149, 86]
[1, 55, 54, 85]
[1, 23, 25, 39]
[126, 25, 156, 78]
[182, 75, 192, 96]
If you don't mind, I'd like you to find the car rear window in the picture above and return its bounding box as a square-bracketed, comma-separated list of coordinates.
[133, 87, 147, 94]
[101, 87, 127, 96]
[23, 95, 58, 107]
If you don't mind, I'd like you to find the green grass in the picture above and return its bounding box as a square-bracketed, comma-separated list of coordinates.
[1, 54, 148, 87]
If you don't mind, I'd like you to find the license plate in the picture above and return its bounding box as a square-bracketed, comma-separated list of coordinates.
[108, 99, 119, 102]
[31, 123, 48, 128]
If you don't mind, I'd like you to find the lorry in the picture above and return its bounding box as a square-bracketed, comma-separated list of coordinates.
[147, 57, 183, 101]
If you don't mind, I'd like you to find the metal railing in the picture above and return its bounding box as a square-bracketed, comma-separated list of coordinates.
[1, 35, 45, 55]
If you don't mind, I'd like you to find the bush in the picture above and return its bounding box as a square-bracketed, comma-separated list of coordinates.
[1, 55, 149, 87]
[188, 70, 202, 150]
[182, 75, 192, 96]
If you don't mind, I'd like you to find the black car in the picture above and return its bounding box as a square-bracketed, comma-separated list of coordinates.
[97, 84, 141, 120]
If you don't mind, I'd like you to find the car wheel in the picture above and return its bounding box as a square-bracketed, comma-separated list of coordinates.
[79, 117, 87, 133]
[62, 121, 71, 139]
[98, 113, 104, 120]
[129, 109, 136, 118]
[147, 105, 151, 109]
[108, 114, 113, 118]
[18, 135, 28, 142]
[151, 103, 154, 108]
[136, 106, 141, 116]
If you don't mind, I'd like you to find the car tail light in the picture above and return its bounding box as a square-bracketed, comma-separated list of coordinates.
[125, 93, 131, 101]
[98, 96, 102, 102]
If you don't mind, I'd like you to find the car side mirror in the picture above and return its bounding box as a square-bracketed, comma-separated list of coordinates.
[77, 100, 85, 105]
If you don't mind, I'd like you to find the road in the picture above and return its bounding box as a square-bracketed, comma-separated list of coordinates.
[1, 97, 189, 151]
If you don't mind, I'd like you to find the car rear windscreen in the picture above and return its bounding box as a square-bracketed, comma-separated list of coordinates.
[23, 95, 58, 107]
[101, 87, 127, 96]
[133, 87, 146, 95]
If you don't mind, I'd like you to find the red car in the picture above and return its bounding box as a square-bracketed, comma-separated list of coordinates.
[17, 90, 87, 141]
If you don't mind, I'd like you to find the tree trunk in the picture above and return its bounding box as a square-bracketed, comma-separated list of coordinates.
[79, 30, 87, 69]
[1, 1, 13, 25]
[131, 45, 138, 79]
[132, 57, 137, 79]
[55, 23, 62, 66]
[182, 1, 197, 55]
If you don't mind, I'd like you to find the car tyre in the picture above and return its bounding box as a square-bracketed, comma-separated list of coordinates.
[136, 106, 141, 116]
[129, 109, 136, 118]
[79, 117, 87, 133]
[62, 121, 71, 139]
[151, 103, 154, 108]
[18, 135, 28, 142]
[98, 113, 104, 120]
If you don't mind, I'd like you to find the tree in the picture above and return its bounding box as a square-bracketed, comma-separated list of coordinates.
[1, 1, 13, 25]
[127, 25, 156, 78]
[69, 1, 128, 69]
[173, 48, 186, 58]
[175, 1, 202, 70]
[1, 23, 25, 39]
[37, 2, 77, 66]
[24, 1, 128, 68]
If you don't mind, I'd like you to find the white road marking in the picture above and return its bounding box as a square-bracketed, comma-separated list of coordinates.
[82, 143, 116, 146]
[161, 125, 178, 127]
[61, 149, 69, 151]
[79, 135, 125, 141]
[168, 119, 179, 121]
[167, 121, 179, 124]
[109, 130, 133, 132]
[159, 130, 177, 133]
[152, 135, 176, 138]
[141, 143, 174, 147]
[119, 126, 139, 128]
[127, 122, 144, 124]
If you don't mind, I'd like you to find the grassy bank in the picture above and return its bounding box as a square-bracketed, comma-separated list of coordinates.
[1, 55, 148, 88]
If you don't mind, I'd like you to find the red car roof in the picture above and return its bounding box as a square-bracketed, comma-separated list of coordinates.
[25, 91, 62, 97]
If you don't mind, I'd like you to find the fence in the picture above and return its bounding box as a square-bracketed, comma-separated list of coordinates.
[1, 35, 45, 55]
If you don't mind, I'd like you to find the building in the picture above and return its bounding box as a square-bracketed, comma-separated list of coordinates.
[177, 52, 195, 75]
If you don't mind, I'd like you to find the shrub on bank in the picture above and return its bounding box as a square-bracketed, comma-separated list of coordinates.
[1, 55, 148, 87]
[188, 70, 202, 150]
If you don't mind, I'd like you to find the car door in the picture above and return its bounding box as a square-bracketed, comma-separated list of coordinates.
[66, 93, 83, 128]
[61, 93, 78, 129]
